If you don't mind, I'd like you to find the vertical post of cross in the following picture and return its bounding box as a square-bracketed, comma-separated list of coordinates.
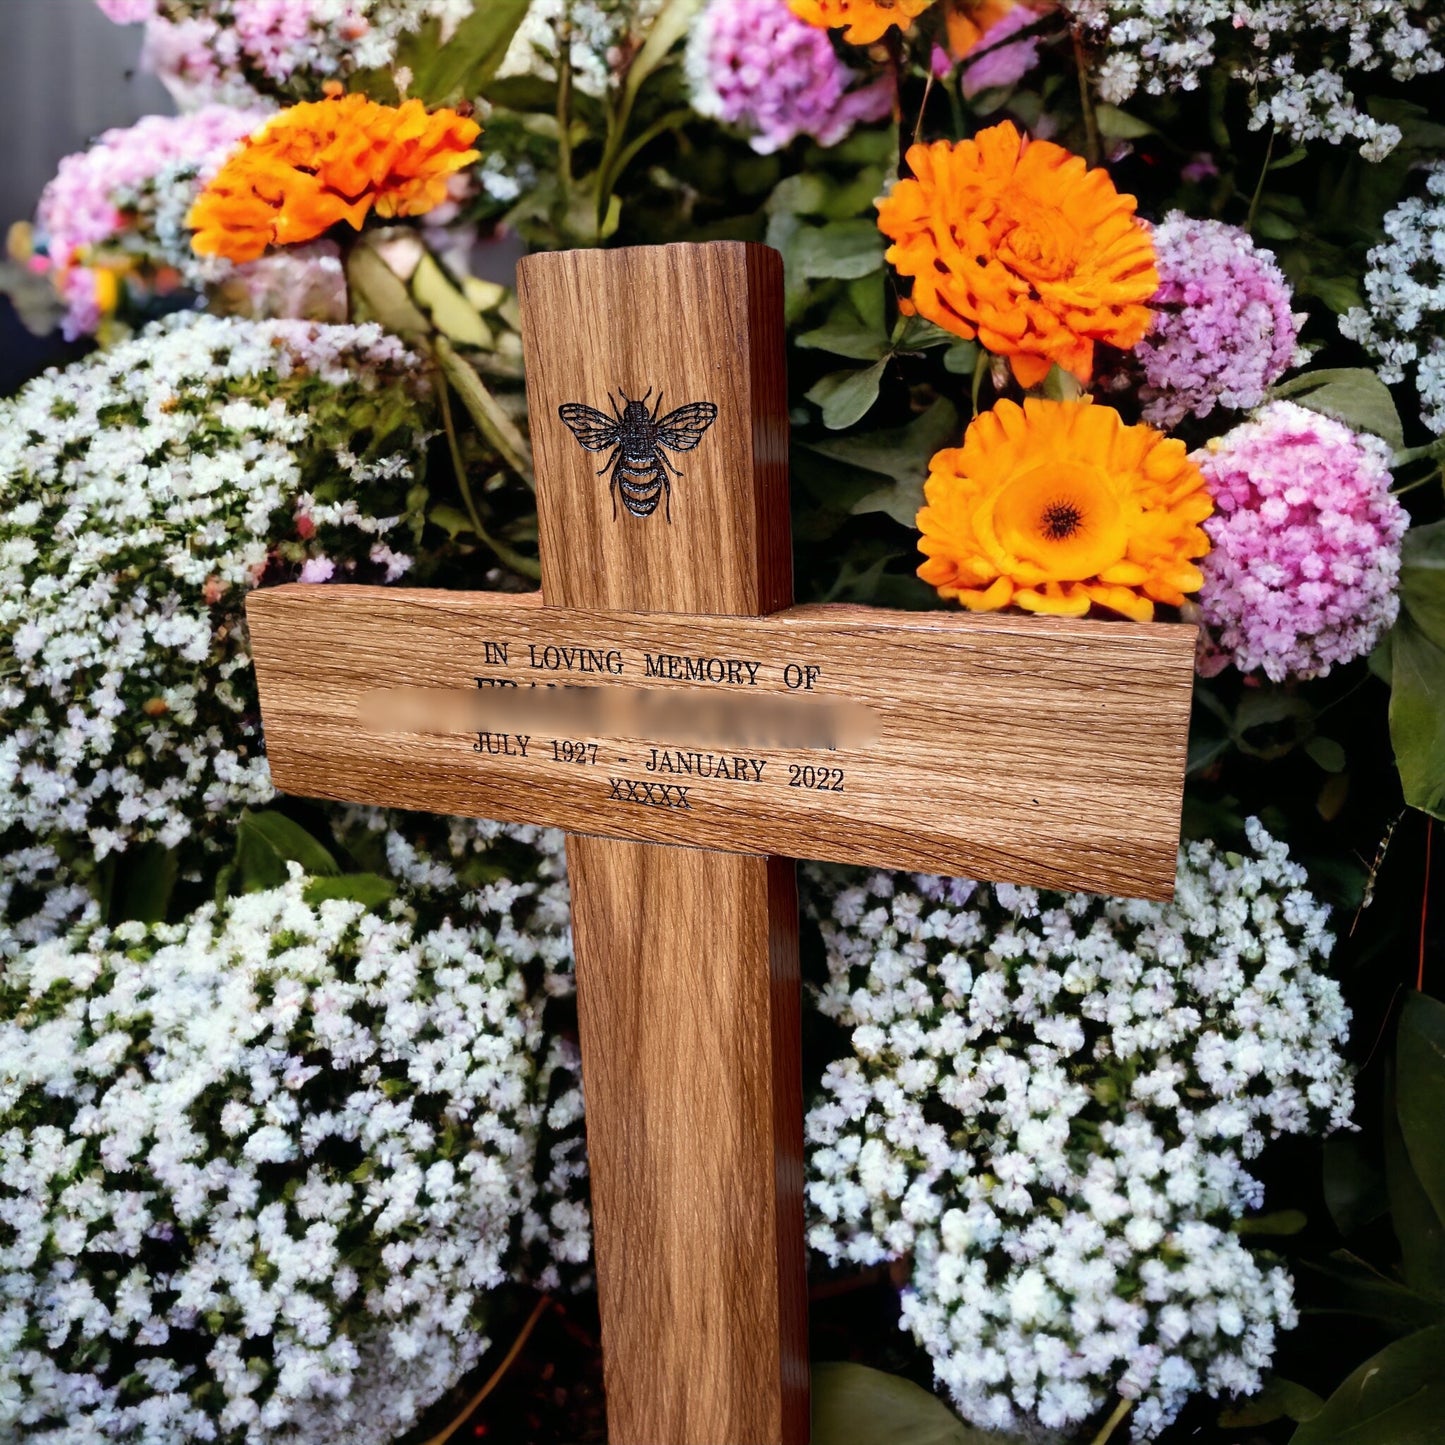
[516, 243, 807, 1445]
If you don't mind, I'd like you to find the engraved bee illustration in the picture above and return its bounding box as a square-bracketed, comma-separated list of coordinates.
[558, 388, 718, 522]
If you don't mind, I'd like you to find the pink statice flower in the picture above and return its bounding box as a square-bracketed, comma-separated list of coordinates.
[232, 0, 319, 82]
[1136, 213, 1306, 429]
[95, 0, 155, 20]
[960, 6, 1043, 97]
[686, 0, 892, 155]
[1194, 402, 1407, 682]
[38, 106, 264, 267]
[35, 106, 268, 337]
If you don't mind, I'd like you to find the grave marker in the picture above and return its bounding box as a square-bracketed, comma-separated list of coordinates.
[247, 242, 1198, 1445]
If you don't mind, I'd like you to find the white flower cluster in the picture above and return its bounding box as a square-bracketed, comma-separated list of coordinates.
[805, 820, 1353, 1440]
[0, 842, 97, 961]
[333, 806, 592, 1288]
[1341, 163, 1445, 435]
[0, 812, 573, 1445]
[100, 0, 477, 106]
[1065, 0, 1444, 159]
[0, 312, 429, 861]
[497, 0, 667, 97]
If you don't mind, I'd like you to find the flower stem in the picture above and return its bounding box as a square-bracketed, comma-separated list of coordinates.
[971, 346, 988, 417]
[1245, 125, 1276, 236]
[435, 359, 541, 581]
[1073, 29, 1101, 167]
[433, 335, 535, 490]
[1089, 1395, 1133, 1445]
[420, 1295, 551, 1445]
[555, 13, 574, 213]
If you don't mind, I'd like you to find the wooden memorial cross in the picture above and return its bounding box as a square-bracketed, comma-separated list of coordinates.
[246, 242, 1198, 1445]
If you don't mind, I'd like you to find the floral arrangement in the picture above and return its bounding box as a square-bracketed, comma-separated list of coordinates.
[2, 1, 1442, 1442]
[26, 106, 272, 337]
[0, 313, 429, 863]
[805, 822, 1353, 1438]
[0, 811, 576, 1443]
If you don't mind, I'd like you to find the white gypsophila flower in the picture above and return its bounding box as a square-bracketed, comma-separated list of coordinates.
[0, 834, 569, 1445]
[0, 843, 98, 959]
[0, 312, 429, 862]
[804, 820, 1353, 1440]
[1341, 163, 1445, 435]
[1063, 0, 1444, 158]
[497, 0, 667, 97]
[332, 805, 593, 1288]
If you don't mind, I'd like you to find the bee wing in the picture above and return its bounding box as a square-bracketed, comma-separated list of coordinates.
[558, 403, 622, 452]
[654, 401, 718, 453]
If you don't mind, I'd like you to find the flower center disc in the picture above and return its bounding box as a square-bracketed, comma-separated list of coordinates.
[994, 196, 1077, 282]
[992, 462, 1128, 580]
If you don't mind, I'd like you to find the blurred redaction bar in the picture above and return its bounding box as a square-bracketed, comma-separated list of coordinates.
[359, 684, 878, 751]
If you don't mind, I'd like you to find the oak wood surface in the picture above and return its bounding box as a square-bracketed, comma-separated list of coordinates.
[247, 585, 1197, 900]
[246, 239, 1198, 1445]
[516, 243, 791, 617]
[516, 241, 805, 1444]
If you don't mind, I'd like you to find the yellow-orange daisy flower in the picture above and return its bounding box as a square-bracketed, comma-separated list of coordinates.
[788, 0, 935, 45]
[188, 94, 480, 263]
[916, 397, 1212, 621]
[878, 121, 1157, 387]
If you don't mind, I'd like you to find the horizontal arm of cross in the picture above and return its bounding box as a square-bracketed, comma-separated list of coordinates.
[248, 584, 1195, 899]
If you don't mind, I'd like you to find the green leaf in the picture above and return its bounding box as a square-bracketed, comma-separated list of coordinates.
[810, 398, 959, 480]
[411, 253, 492, 350]
[1302, 274, 1365, 316]
[345, 241, 430, 341]
[1385, 1061, 1445, 1299]
[942, 340, 981, 375]
[617, 0, 703, 113]
[806, 359, 887, 430]
[1234, 1208, 1308, 1236]
[433, 335, 535, 486]
[1398, 993, 1445, 1228]
[1272, 368, 1406, 451]
[1220, 1376, 1324, 1427]
[1323, 1133, 1389, 1237]
[796, 320, 890, 362]
[235, 811, 340, 893]
[894, 316, 961, 351]
[302, 874, 399, 909]
[1255, 211, 1300, 241]
[1296, 1258, 1445, 1336]
[802, 399, 958, 527]
[1291, 1327, 1445, 1445]
[407, 0, 531, 105]
[811, 1363, 1007, 1445]
[1306, 736, 1348, 773]
[112, 843, 179, 925]
[1388, 521, 1445, 820]
[767, 173, 831, 217]
[1231, 686, 1315, 760]
[429, 502, 475, 538]
[1093, 103, 1155, 139]
[793, 220, 886, 280]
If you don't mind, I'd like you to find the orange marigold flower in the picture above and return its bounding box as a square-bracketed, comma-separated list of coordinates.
[188, 94, 480, 263]
[916, 397, 1212, 622]
[788, 0, 935, 45]
[878, 121, 1157, 387]
[942, 0, 1018, 57]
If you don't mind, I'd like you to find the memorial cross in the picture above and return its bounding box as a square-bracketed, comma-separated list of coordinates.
[246, 242, 1198, 1445]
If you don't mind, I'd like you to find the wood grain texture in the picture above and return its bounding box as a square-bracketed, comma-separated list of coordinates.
[246, 585, 1198, 900]
[516, 243, 792, 616]
[566, 842, 805, 1445]
[519, 242, 805, 1444]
